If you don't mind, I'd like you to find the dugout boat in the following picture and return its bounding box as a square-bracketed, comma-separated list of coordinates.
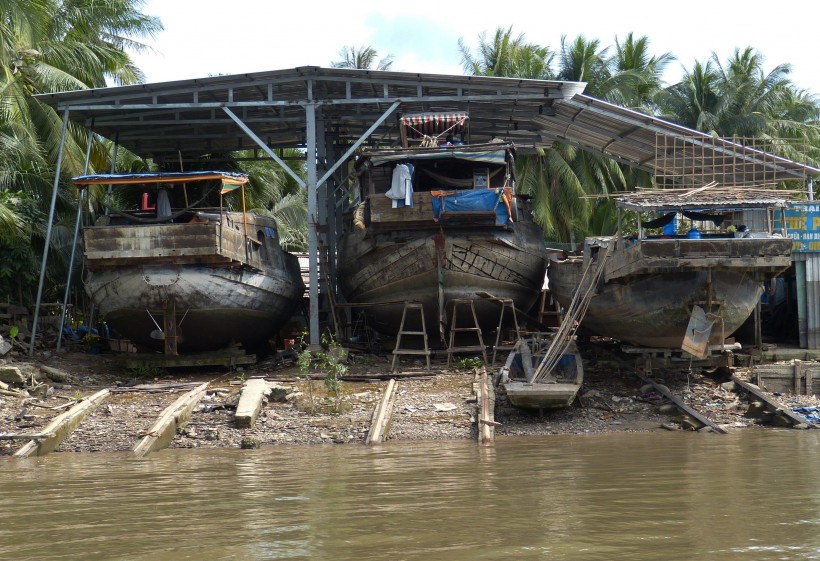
[547, 187, 794, 350]
[499, 335, 584, 410]
[73, 171, 304, 354]
[336, 113, 547, 341]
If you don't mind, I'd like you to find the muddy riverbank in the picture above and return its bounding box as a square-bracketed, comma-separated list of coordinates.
[1, 342, 817, 456]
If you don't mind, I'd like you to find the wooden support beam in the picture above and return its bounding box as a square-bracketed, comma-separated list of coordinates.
[634, 372, 727, 434]
[731, 375, 817, 428]
[234, 378, 272, 428]
[366, 378, 397, 445]
[132, 382, 209, 458]
[477, 367, 495, 444]
[13, 389, 110, 458]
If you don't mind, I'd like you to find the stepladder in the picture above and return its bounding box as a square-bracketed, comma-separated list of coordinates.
[391, 301, 431, 371]
[446, 298, 487, 366]
[490, 297, 521, 365]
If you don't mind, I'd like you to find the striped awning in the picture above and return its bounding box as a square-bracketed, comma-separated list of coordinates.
[400, 112, 468, 139]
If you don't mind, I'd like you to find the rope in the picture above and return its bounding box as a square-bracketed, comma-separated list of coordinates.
[531, 240, 615, 384]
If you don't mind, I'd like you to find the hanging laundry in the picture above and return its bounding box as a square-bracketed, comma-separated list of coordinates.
[385, 164, 413, 208]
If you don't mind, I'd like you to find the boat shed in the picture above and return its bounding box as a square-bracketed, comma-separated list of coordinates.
[32, 66, 820, 348]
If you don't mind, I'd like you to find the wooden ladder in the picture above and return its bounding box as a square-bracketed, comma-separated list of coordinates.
[491, 297, 521, 365]
[537, 289, 562, 326]
[446, 298, 487, 366]
[391, 302, 431, 371]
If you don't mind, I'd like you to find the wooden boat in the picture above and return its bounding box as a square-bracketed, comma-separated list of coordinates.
[547, 188, 794, 349]
[336, 134, 547, 341]
[73, 171, 305, 353]
[499, 336, 583, 410]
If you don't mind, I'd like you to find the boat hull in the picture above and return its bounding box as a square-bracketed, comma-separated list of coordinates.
[548, 259, 764, 348]
[85, 259, 304, 352]
[337, 223, 547, 338]
[504, 382, 581, 409]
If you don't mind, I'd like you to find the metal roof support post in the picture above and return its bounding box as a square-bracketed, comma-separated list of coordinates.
[57, 130, 95, 350]
[30, 108, 70, 356]
[306, 102, 320, 346]
[105, 135, 117, 214]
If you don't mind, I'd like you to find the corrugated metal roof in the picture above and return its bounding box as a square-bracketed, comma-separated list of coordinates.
[34, 66, 581, 160]
[539, 94, 819, 183]
[33, 67, 819, 183]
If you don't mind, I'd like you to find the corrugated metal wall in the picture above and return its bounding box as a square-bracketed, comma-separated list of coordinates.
[805, 254, 820, 349]
[794, 253, 820, 349]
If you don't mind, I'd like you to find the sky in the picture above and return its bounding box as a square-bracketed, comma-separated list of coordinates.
[129, 1, 820, 95]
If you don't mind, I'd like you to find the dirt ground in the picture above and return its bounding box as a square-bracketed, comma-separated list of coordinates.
[1, 340, 818, 456]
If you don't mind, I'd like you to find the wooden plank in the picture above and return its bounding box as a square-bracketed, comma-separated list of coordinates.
[731, 375, 818, 428]
[365, 379, 397, 445]
[126, 352, 256, 369]
[0, 432, 56, 441]
[132, 382, 209, 458]
[478, 367, 495, 444]
[234, 378, 272, 428]
[13, 389, 110, 458]
[634, 372, 727, 433]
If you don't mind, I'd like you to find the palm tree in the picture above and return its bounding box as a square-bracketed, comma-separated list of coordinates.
[0, 0, 162, 306]
[659, 47, 820, 176]
[238, 149, 308, 252]
[607, 32, 675, 112]
[458, 26, 555, 79]
[331, 45, 394, 71]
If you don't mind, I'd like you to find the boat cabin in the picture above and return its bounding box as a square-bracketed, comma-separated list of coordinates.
[595, 188, 797, 281]
[352, 141, 519, 232]
[73, 171, 280, 272]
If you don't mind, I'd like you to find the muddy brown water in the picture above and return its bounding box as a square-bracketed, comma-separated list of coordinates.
[2, 430, 820, 561]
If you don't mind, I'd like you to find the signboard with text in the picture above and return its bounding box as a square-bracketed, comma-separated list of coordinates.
[785, 203, 820, 252]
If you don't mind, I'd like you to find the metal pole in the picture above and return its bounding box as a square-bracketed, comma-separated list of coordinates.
[56, 130, 95, 350]
[106, 136, 117, 214]
[306, 101, 320, 347]
[30, 108, 70, 356]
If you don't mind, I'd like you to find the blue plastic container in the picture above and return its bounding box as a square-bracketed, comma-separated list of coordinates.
[686, 228, 701, 239]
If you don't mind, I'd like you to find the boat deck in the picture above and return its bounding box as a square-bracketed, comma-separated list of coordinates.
[605, 236, 793, 280]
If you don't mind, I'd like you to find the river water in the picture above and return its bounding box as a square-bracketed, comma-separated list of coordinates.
[2, 430, 820, 561]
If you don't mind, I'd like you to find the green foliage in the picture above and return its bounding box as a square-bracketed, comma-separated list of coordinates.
[296, 331, 348, 414]
[452, 356, 484, 371]
[331, 45, 394, 71]
[124, 364, 167, 379]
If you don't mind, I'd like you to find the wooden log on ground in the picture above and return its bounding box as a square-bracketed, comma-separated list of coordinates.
[13, 389, 110, 458]
[39, 365, 70, 383]
[634, 372, 727, 434]
[234, 378, 272, 428]
[132, 382, 209, 458]
[366, 378, 397, 445]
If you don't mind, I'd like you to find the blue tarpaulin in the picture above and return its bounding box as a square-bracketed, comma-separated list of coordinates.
[794, 406, 820, 423]
[431, 189, 511, 226]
